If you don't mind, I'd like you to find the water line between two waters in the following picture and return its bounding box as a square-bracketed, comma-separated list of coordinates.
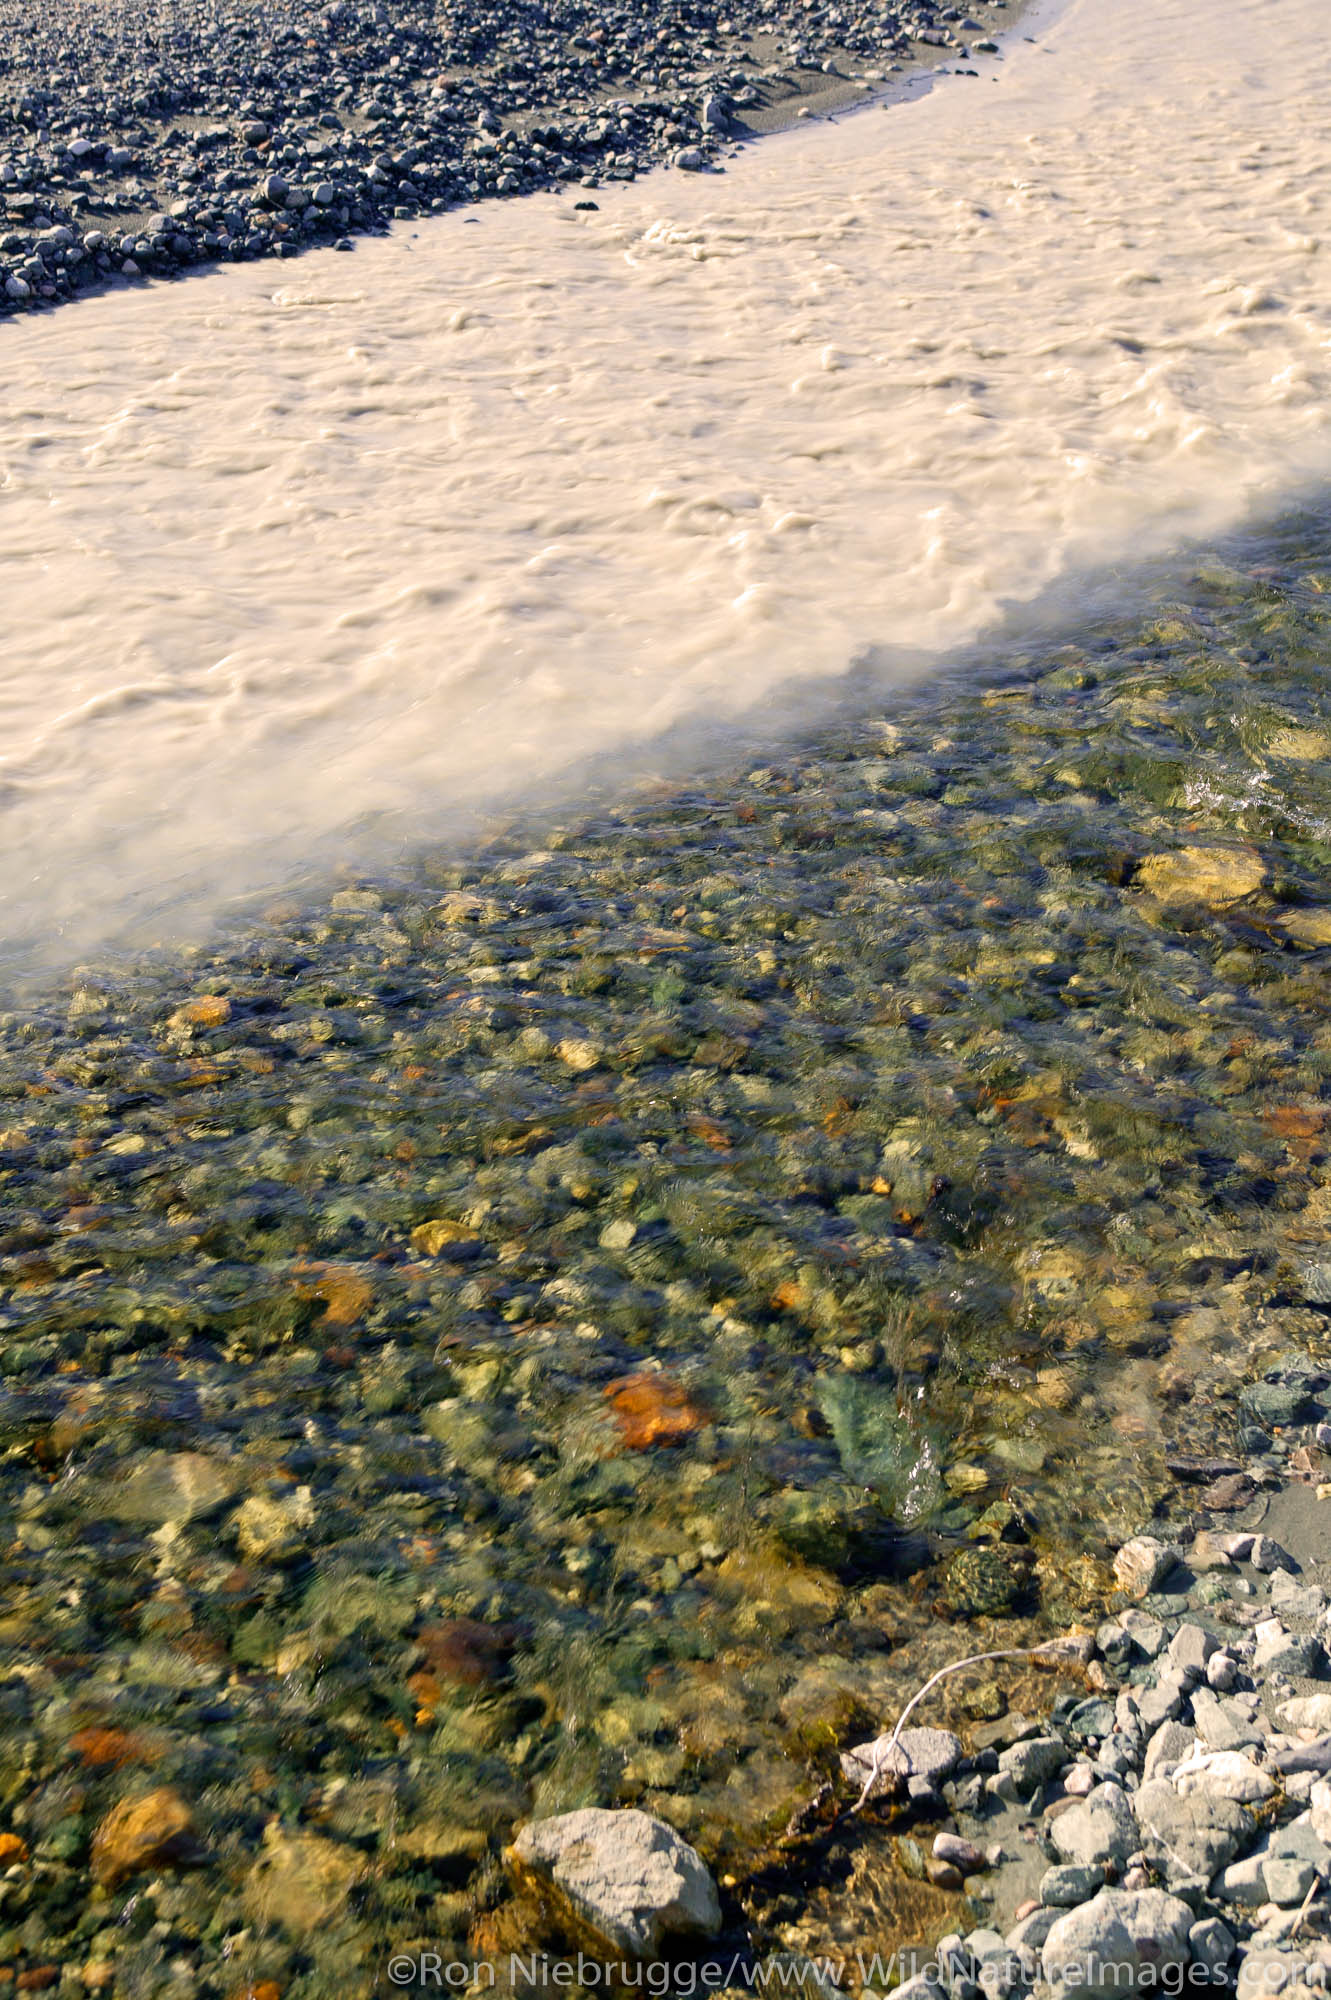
[1, 0, 1329, 964]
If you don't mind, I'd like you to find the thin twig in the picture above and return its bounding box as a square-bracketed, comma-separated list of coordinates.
[1288, 1870, 1321, 1942]
[849, 1643, 1062, 1814]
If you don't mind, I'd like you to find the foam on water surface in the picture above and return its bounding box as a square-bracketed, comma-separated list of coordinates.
[1, 0, 1329, 959]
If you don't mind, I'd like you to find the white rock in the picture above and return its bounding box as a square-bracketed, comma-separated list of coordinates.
[509, 1809, 720, 1957]
[1310, 1778, 1331, 1844]
[894, 1978, 944, 2000]
[1215, 1853, 1270, 1905]
[1143, 1719, 1195, 1782]
[1168, 1622, 1218, 1676]
[1236, 1949, 1298, 1998]
[1189, 1917, 1235, 1971]
[1175, 1749, 1275, 1804]
[1050, 1782, 1139, 1868]
[1282, 1695, 1331, 1734]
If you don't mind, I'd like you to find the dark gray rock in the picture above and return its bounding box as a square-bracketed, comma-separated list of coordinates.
[0, 0, 969, 318]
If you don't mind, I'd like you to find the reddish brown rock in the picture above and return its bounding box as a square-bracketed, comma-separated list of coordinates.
[68, 1728, 150, 1771]
[604, 1373, 707, 1449]
[292, 1260, 373, 1327]
[416, 1617, 515, 1687]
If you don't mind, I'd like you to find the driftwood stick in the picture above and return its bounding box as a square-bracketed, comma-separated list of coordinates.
[1288, 1870, 1321, 1942]
[849, 1643, 1064, 1815]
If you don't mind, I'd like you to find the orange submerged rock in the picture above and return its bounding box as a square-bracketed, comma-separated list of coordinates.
[91, 1787, 194, 1889]
[292, 1260, 374, 1326]
[168, 995, 232, 1030]
[604, 1372, 707, 1449]
[68, 1728, 150, 1771]
[0, 1833, 27, 1865]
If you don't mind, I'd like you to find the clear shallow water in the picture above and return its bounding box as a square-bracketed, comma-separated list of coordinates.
[3, 511, 1331, 1991]
[1, 0, 1330, 959]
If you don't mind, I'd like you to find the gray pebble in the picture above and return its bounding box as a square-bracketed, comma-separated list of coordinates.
[1041, 1863, 1107, 1906]
[1190, 1917, 1236, 1971]
[1207, 1650, 1239, 1691]
[1168, 1620, 1218, 1676]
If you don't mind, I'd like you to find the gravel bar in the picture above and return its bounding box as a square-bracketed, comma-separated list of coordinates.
[0, 0, 1011, 316]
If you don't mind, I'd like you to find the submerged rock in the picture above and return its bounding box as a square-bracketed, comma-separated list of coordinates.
[243, 1825, 367, 1936]
[841, 1726, 964, 1798]
[938, 1544, 1029, 1616]
[90, 1786, 194, 1889]
[102, 1450, 243, 1526]
[1136, 845, 1266, 906]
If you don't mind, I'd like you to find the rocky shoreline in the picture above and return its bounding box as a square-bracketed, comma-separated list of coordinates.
[529, 1430, 1331, 2000]
[0, 0, 1010, 316]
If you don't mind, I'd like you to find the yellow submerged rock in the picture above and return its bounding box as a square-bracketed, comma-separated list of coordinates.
[167, 994, 231, 1030]
[243, 1825, 365, 1936]
[1136, 845, 1266, 906]
[410, 1217, 480, 1256]
[1267, 726, 1330, 761]
[1280, 908, 1331, 946]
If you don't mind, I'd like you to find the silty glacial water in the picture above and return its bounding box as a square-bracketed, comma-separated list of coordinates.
[1, 0, 1329, 961]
